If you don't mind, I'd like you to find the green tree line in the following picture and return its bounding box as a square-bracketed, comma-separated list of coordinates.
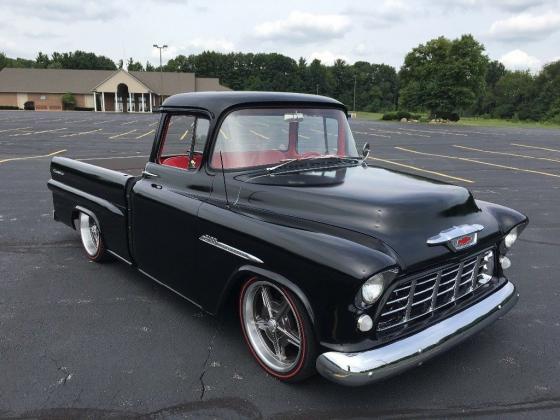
[1, 35, 559, 122]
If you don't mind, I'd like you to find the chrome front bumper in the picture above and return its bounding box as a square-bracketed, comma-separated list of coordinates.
[316, 282, 518, 386]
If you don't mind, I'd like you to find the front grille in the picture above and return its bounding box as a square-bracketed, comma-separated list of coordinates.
[377, 249, 494, 333]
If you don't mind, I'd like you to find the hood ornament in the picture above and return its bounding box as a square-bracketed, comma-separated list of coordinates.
[427, 224, 484, 252]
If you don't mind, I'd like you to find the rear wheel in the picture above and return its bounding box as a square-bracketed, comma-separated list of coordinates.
[239, 277, 317, 382]
[79, 212, 107, 262]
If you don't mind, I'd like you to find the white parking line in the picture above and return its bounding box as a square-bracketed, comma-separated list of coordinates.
[0, 149, 66, 164]
[93, 120, 112, 125]
[136, 129, 155, 139]
[250, 130, 270, 140]
[0, 127, 31, 133]
[453, 145, 560, 163]
[353, 131, 391, 138]
[397, 127, 467, 137]
[122, 120, 138, 125]
[9, 128, 67, 137]
[109, 129, 137, 139]
[368, 156, 474, 183]
[511, 143, 560, 153]
[60, 128, 103, 138]
[77, 154, 149, 161]
[149, 121, 159, 127]
[370, 128, 430, 138]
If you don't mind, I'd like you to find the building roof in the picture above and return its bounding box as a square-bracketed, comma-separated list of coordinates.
[161, 91, 345, 117]
[0, 68, 228, 95]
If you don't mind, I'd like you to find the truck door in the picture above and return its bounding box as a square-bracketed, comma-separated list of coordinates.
[130, 112, 213, 301]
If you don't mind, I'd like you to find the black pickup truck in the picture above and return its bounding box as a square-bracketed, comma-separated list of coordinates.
[48, 91, 528, 386]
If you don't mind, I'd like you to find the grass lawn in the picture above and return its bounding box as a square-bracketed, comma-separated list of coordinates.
[354, 112, 560, 130]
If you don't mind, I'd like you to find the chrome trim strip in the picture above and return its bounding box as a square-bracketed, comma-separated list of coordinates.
[138, 269, 202, 310]
[106, 249, 133, 266]
[316, 282, 518, 386]
[199, 234, 263, 264]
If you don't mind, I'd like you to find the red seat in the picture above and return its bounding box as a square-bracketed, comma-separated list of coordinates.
[161, 153, 202, 170]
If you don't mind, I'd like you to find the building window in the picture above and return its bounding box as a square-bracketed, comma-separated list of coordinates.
[40, 95, 46, 100]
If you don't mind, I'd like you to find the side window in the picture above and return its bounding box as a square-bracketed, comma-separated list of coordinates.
[158, 114, 210, 170]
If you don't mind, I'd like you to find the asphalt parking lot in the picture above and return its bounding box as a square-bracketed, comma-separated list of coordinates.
[1, 110, 559, 419]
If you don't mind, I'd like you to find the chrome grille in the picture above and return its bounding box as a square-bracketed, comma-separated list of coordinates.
[377, 249, 494, 332]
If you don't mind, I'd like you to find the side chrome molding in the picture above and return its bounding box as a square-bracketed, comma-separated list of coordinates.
[199, 234, 264, 264]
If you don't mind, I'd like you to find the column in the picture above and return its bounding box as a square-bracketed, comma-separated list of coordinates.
[114, 92, 118, 112]
[141, 93, 145, 112]
[150, 92, 153, 112]
[93, 92, 97, 112]
[101, 92, 105, 112]
[129, 92, 132, 112]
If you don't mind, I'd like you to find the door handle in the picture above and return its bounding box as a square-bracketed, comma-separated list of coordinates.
[142, 170, 159, 178]
[151, 183, 162, 189]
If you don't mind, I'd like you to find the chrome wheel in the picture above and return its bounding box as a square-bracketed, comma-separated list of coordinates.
[242, 281, 302, 373]
[79, 213, 100, 257]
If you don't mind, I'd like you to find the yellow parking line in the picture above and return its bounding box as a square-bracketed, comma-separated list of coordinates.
[136, 129, 155, 139]
[109, 129, 137, 139]
[180, 129, 190, 140]
[396, 146, 560, 179]
[453, 145, 560, 163]
[250, 130, 270, 140]
[511, 143, 560, 153]
[219, 129, 229, 140]
[0, 126, 31, 133]
[368, 157, 474, 183]
[0, 149, 66, 164]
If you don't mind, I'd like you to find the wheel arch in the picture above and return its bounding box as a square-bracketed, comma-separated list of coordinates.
[217, 265, 317, 327]
[72, 205, 101, 231]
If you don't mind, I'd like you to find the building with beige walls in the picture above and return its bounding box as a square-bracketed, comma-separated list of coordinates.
[0, 68, 229, 112]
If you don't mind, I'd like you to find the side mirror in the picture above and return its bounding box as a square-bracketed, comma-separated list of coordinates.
[362, 142, 371, 160]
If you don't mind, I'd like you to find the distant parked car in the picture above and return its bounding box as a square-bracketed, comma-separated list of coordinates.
[23, 101, 35, 110]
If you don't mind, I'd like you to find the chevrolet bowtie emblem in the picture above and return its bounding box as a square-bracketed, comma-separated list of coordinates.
[427, 224, 484, 252]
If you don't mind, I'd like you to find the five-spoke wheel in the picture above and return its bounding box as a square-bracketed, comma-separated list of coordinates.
[239, 278, 316, 381]
[79, 212, 107, 262]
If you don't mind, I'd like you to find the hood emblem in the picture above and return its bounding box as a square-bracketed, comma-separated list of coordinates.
[427, 224, 484, 252]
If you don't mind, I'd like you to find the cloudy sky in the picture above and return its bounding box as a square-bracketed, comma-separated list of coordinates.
[1, 0, 559, 72]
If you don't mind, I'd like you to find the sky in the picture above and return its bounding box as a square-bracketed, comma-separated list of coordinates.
[1, 0, 560, 73]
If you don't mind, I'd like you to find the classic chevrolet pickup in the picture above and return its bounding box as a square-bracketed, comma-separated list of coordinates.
[48, 92, 527, 386]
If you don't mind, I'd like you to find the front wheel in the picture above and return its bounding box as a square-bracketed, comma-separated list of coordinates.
[239, 277, 317, 382]
[78, 212, 108, 262]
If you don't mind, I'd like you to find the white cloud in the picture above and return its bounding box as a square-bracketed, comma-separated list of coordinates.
[5, 0, 123, 21]
[254, 11, 350, 43]
[309, 50, 349, 65]
[489, 12, 560, 41]
[500, 49, 541, 71]
[432, 0, 552, 11]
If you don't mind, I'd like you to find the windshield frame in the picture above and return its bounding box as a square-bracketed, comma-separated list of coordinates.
[207, 105, 357, 173]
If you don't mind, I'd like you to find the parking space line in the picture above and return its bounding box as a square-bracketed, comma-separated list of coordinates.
[368, 157, 474, 183]
[149, 121, 159, 127]
[9, 128, 67, 137]
[511, 143, 560, 153]
[397, 127, 467, 137]
[250, 130, 270, 140]
[0, 149, 66, 164]
[180, 129, 190, 140]
[136, 129, 155, 139]
[219, 129, 229, 139]
[61, 128, 103, 138]
[109, 129, 137, 139]
[354, 131, 391, 138]
[93, 120, 112, 125]
[453, 145, 560, 163]
[122, 120, 138, 125]
[0, 126, 31, 133]
[370, 128, 431, 138]
[396, 146, 560, 179]
[77, 155, 149, 161]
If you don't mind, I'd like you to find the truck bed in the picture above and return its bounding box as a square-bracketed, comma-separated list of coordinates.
[47, 156, 139, 262]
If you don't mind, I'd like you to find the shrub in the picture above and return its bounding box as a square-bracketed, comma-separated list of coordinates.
[382, 111, 419, 121]
[24, 101, 35, 110]
[73, 107, 94, 111]
[381, 111, 398, 120]
[62, 92, 76, 110]
[0, 105, 19, 110]
[432, 111, 460, 121]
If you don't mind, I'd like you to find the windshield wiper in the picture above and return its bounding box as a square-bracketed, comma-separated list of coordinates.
[265, 155, 360, 174]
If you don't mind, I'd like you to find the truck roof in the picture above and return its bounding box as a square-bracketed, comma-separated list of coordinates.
[160, 91, 346, 117]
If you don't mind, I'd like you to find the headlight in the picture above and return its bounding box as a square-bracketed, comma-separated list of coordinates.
[500, 223, 527, 255]
[360, 269, 398, 306]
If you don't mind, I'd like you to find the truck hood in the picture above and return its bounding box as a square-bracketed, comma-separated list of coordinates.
[234, 165, 502, 271]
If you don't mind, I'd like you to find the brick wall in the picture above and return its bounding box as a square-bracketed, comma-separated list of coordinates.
[0, 93, 18, 107]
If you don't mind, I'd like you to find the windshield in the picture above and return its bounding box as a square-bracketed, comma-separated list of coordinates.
[211, 108, 359, 170]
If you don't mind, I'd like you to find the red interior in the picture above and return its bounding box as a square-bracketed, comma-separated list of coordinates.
[160, 153, 203, 170]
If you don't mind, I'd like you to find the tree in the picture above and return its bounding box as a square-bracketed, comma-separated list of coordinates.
[492, 71, 534, 119]
[126, 57, 144, 71]
[399, 35, 488, 118]
[145, 61, 155, 72]
[61, 92, 76, 110]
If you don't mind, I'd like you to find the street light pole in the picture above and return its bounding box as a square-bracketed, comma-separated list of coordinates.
[153, 44, 168, 105]
[353, 74, 357, 113]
